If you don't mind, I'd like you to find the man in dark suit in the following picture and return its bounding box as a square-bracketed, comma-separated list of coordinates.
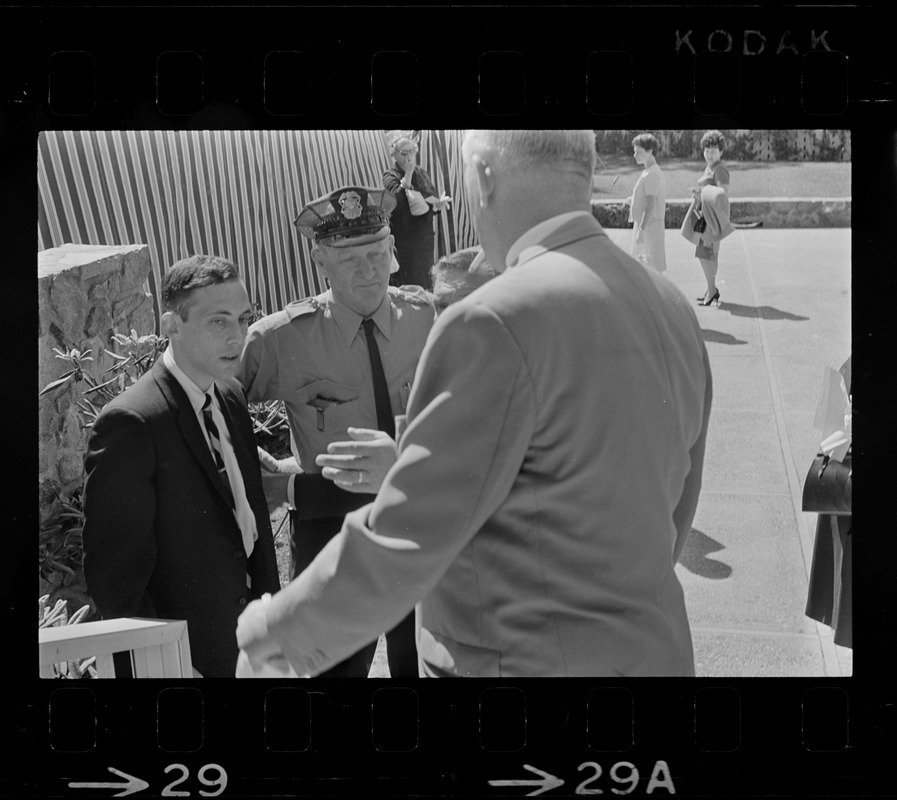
[82, 255, 281, 678]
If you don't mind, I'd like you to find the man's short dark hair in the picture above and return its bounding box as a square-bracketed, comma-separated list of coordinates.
[161, 255, 240, 319]
[431, 247, 497, 313]
[631, 133, 659, 155]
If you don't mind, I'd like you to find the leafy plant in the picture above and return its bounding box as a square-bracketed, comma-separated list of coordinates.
[41, 331, 168, 426]
[722, 133, 755, 162]
[39, 492, 85, 584]
[250, 399, 292, 459]
[814, 130, 845, 162]
[590, 201, 632, 230]
[38, 347, 95, 396]
[40, 332, 167, 615]
[771, 130, 800, 161]
[665, 130, 700, 159]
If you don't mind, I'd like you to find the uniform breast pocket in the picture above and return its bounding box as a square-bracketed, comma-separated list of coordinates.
[294, 379, 361, 433]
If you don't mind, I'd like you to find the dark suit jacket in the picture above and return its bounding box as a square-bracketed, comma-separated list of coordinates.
[82, 358, 281, 677]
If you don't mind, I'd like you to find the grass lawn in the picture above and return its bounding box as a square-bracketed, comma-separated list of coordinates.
[592, 156, 851, 201]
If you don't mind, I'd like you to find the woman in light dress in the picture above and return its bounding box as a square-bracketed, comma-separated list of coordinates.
[628, 133, 667, 272]
[690, 130, 732, 306]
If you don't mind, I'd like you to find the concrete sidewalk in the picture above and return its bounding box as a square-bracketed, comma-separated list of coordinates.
[607, 227, 852, 677]
[368, 226, 851, 678]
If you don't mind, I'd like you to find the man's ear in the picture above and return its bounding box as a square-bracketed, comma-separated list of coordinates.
[311, 247, 330, 285]
[472, 153, 494, 209]
[161, 310, 179, 338]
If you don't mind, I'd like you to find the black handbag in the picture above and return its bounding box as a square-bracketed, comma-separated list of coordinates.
[802, 448, 852, 515]
[693, 215, 707, 234]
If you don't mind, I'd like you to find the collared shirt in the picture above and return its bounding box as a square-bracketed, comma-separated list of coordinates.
[239, 285, 435, 477]
[505, 210, 595, 269]
[163, 347, 258, 556]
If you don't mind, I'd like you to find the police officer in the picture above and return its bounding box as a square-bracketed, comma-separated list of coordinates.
[238, 186, 435, 678]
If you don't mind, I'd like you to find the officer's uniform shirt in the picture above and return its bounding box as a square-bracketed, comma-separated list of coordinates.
[239, 285, 435, 473]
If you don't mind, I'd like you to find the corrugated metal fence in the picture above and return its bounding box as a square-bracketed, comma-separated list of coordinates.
[38, 129, 475, 327]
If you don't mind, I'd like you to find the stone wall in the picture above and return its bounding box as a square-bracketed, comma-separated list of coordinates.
[38, 244, 155, 524]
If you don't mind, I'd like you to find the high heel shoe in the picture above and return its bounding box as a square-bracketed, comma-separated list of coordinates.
[697, 290, 720, 307]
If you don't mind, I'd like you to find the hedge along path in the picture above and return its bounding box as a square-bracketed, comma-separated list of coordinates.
[592, 159, 851, 201]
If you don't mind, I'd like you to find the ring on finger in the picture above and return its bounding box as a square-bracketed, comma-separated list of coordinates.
[356, 470, 364, 485]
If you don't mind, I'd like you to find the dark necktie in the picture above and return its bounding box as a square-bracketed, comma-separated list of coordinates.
[362, 318, 395, 438]
[201, 392, 236, 509]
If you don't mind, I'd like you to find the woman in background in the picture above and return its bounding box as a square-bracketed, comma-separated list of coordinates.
[382, 134, 451, 289]
[628, 133, 667, 272]
[689, 130, 733, 306]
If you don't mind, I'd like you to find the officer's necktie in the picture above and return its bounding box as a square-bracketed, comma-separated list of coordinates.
[201, 392, 236, 510]
[361, 318, 395, 438]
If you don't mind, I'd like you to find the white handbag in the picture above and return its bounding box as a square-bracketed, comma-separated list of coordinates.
[406, 188, 429, 216]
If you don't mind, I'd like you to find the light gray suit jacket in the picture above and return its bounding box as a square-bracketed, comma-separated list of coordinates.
[261, 214, 713, 677]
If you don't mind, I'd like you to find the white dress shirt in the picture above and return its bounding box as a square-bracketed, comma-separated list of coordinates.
[163, 347, 258, 557]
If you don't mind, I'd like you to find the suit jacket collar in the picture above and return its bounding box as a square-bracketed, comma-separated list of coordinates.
[152, 359, 241, 518]
[510, 212, 607, 269]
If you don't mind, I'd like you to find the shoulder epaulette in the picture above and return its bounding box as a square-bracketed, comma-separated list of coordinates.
[284, 296, 325, 321]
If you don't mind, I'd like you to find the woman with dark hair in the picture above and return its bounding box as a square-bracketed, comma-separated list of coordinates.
[627, 133, 667, 272]
[686, 130, 734, 306]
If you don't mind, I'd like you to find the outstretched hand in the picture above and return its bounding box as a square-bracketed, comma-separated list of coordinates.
[316, 427, 398, 494]
[235, 593, 299, 678]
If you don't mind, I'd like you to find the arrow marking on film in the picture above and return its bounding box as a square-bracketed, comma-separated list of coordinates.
[488, 763, 565, 796]
[68, 766, 149, 797]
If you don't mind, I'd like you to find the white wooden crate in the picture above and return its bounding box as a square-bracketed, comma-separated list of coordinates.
[39, 618, 192, 678]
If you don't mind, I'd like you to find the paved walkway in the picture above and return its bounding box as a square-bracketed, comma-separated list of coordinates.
[607, 227, 852, 677]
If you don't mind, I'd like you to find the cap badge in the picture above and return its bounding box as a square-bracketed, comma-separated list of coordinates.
[339, 191, 363, 220]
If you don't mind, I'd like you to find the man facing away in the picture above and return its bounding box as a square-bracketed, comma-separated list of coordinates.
[82, 256, 281, 678]
[236, 130, 713, 678]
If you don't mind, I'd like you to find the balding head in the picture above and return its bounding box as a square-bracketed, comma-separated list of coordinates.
[461, 130, 597, 270]
[462, 130, 596, 176]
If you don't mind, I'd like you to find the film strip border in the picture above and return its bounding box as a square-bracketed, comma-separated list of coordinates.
[7, 4, 895, 798]
[20, 680, 868, 797]
[11, 10, 877, 127]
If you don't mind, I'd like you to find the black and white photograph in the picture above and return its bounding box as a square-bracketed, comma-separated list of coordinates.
[9, 4, 895, 798]
[37, 128, 851, 679]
